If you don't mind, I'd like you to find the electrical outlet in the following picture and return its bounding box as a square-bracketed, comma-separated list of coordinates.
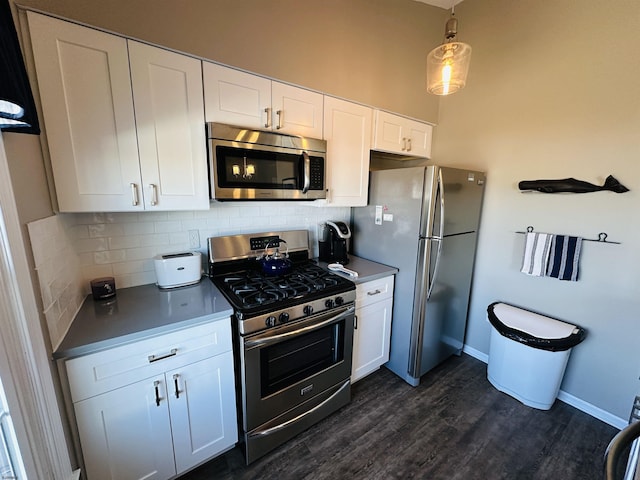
[188, 230, 200, 249]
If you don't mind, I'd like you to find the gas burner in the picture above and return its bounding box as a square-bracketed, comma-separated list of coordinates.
[211, 260, 355, 317]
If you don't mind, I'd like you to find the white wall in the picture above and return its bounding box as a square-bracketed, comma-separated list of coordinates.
[434, 0, 640, 425]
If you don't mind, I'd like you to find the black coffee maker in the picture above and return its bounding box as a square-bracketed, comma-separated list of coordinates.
[318, 221, 351, 265]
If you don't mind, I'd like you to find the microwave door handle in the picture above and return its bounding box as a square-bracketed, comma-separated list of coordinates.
[301, 151, 310, 193]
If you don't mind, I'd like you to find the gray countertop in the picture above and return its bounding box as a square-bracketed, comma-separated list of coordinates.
[317, 255, 398, 284]
[53, 279, 233, 360]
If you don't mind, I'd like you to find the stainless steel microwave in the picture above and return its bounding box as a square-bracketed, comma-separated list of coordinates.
[206, 123, 327, 201]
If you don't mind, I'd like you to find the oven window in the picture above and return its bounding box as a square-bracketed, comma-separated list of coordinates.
[260, 320, 345, 397]
[216, 146, 300, 189]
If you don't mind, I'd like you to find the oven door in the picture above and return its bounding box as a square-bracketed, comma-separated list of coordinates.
[241, 304, 354, 431]
[209, 139, 326, 200]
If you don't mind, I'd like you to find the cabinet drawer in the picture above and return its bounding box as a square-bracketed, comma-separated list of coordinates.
[66, 320, 232, 402]
[356, 275, 394, 309]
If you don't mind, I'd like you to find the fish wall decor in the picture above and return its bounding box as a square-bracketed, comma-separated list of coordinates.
[518, 175, 629, 194]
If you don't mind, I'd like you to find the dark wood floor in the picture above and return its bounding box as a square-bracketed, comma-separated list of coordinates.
[179, 354, 618, 480]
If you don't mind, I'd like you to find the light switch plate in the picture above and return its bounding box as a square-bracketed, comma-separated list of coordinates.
[375, 205, 383, 225]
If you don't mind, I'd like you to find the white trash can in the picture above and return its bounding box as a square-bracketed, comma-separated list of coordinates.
[486, 302, 586, 410]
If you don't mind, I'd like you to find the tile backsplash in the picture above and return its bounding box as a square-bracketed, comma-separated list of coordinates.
[27, 215, 85, 349]
[28, 203, 350, 347]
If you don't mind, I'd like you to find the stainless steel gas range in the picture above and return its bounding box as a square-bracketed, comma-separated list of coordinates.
[208, 230, 356, 464]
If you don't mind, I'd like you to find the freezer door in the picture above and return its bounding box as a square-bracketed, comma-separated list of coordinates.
[440, 167, 485, 235]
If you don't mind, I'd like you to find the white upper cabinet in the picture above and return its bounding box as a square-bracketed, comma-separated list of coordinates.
[27, 12, 208, 212]
[203, 62, 323, 138]
[202, 62, 271, 129]
[323, 96, 372, 207]
[128, 41, 208, 211]
[372, 110, 433, 159]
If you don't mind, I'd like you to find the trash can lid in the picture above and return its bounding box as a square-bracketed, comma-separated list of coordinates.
[487, 302, 586, 351]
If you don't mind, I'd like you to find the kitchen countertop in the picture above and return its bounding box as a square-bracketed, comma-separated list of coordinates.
[53, 279, 233, 360]
[317, 255, 398, 284]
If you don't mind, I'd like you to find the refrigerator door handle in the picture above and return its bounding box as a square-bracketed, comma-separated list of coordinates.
[426, 169, 445, 300]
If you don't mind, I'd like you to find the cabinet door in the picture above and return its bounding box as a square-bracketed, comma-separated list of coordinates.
[405, 119, 433, 158]
[323, 97, 372, 207]
[129, 41, 209, 210]
[203, 62, 271, 129]
[168, 352, 238, 474]
[352, 298, 393, 383]
[74, 376, 176, 480]
[272, 82, 323, 138]
[27, 12, 143, 212]
[372, 110, 432, 159]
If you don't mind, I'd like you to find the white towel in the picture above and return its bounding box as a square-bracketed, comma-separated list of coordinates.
[521, 232, 553, 276]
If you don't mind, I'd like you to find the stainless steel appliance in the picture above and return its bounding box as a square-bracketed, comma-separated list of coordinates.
[318, 221, 351, 265]
[206, 123, 327, 201]
[352, 166, 485, 386]
[207, 230, 355, 464]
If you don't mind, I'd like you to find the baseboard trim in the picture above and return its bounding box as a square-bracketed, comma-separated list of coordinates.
[462, 344, 488, 363]
[462, 344, 626, 430]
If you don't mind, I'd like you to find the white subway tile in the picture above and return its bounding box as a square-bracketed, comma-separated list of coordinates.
[138, 233, 169, 247]
[109, 235, 142, 250]
[154, 221, 182, 233]
[88, 223, 125, 238]
[123, 222, 155, 236]
[74, 237, 109, 253]
[94, 250, 127, 265]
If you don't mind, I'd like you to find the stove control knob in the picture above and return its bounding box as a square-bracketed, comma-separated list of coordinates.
[325, 299, 335, 309]
[265, 316, 277, 328]
[279, 312, 290, 323]
[335, 296, 344, 306]
[303, 305, 314, 316]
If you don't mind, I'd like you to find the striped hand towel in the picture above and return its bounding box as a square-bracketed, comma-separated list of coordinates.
[521, 232, 553, 276]
[546, 235, 583, 281]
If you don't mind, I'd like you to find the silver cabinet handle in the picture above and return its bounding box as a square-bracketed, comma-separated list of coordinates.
[130, 183, 139, 206]
[264, 107, 272, 128]
[148, 348, 177, 363]
[301, 151, 310, 193]
[402, 138, 407, 151]
[149, 184, 158, 206]
[407, 138, 412, 152]
[173, 374, 181, 399]
[367, 289, 382, 296]
[276, 109, 283, 129]
[354, 314, 358, 330]
[154, 380, 162, 407]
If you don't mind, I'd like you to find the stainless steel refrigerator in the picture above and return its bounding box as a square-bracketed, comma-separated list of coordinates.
[352, 165, 485, 386]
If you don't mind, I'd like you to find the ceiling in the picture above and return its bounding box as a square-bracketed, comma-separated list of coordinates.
[413, 0, 463, 9]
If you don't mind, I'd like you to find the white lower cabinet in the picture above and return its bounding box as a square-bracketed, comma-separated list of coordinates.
[66, 321, 237, 480]
[352, 275, 395, 383]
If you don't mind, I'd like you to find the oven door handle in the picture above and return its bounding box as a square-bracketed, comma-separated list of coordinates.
[248, 379, 350, 439]
[244, 305, 355, 348]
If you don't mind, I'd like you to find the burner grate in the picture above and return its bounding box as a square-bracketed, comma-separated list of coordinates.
[212, 261, 353, 312]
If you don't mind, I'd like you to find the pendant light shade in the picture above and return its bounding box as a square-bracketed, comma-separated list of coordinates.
[0, 0, 40, 133]
[426, 10, 472, 96]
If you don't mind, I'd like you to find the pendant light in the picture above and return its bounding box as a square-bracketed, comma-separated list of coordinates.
[0, 0, 39, 133]
[426, 6, 472, 96]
